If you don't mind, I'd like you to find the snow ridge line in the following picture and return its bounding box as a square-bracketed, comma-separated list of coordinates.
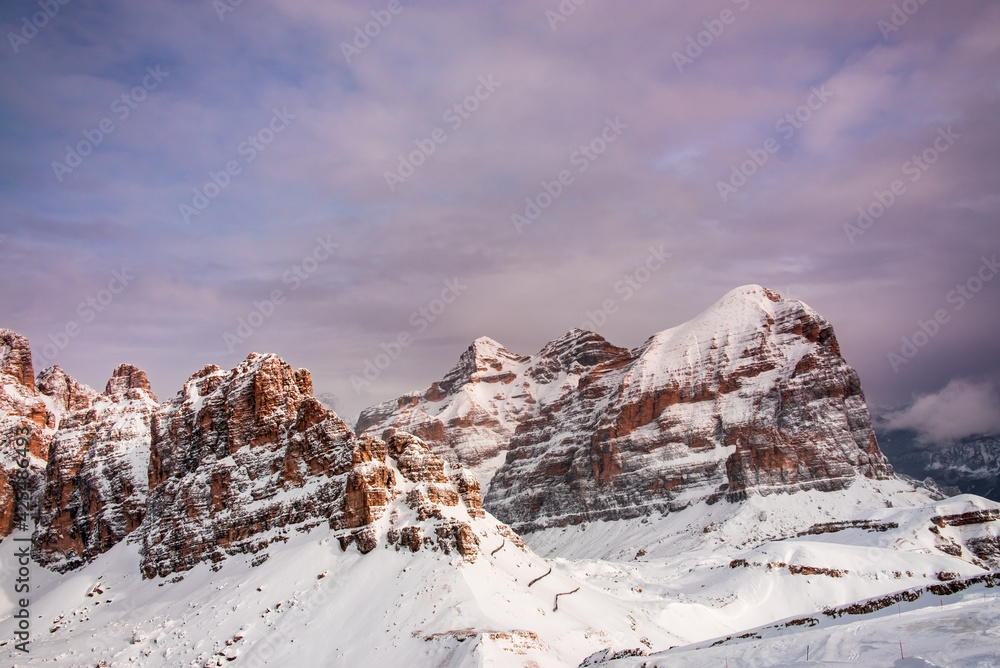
[822, 570, 1000, 618]
[693, 571, 1000, 652]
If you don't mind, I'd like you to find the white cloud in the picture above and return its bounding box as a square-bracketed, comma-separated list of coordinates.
[884, 378, 1000, 446]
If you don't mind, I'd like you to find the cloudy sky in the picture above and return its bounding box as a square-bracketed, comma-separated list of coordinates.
[2, 0, 999, 437]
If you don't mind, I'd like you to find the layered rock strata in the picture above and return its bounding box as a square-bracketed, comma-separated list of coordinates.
[359, 286, 894, 532]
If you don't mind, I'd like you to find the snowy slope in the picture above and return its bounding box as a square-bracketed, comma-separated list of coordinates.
[0, 505, 681, 667]
[2, 493, 995, 667]
[595, 578, 1000, 667]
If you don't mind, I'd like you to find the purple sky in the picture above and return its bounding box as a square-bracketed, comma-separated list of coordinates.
[2, 0, 999, 437]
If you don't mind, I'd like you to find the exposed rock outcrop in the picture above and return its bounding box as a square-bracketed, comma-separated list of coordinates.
[37, 365, 100, 416]
[0, 329, 51, 439]
[357, 337, 532, 478]
[139, 354, 362, 577]
[0, 330, 507, 574]
[137, 353, 492, 577]
[34, 364, 158, 571]
[2, 284, 901, 572]
[1, 329, 35, 389]
[0, 330, 55, 537]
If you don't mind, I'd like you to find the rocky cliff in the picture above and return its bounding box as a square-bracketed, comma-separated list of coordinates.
[0, 328, 157, 566]
[36, 365, 100, 417]
[358, 285, 894, 532]
[356, 336, 534, 485]
[138, 353, 492, 577]
[0, 330, 60, 537]
[34, 364, 158, 571]
[1, 329, 507, 577]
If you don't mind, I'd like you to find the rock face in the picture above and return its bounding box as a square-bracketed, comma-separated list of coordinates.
[37, 365, 100, 417]
[34, 364, 159, 571]
[0, 329, 501, 575]
[0, 329, 35, 389]
[0, 329, 51, 439]
[140, 354, 357, 577]
[0, 330, 60, 537]
[138, 353, 489, 578]
[358, 285, 894, 533]
[2, 284, 896, 574]
[357, 337, 531, 482]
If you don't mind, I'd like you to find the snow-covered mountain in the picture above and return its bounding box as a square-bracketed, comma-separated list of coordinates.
[880, 429, 1000, 501]
[359, 285, 894, 536]
[2, 285, 999, 667]
[3, 487, 997, 666]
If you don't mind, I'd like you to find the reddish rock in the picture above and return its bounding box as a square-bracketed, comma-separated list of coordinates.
[1, 329, 523, 573]
[357, 337, 532, 473]
[342, 461, 395, 529]
[455, 469, 485, 519]
[1, 330, 55, 539]
[0, 329, 35, 388]
[434, 520, 480, 560]
[400, 525, 422, 552]
[104, 364, 157, 402]
[139, 353, 371, 578]
[37, 365, 99, 415]
[34, 364, 159, 571]
[389, 433, 448, 484]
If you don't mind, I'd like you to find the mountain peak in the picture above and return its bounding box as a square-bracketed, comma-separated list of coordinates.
[0, 328, 35, 387]
[538, 328, 632, 370]
[470, 335, 505, 352]
[704, 285, 790, 320]
[37, 364, 99, 414]
[361, 286, 891, 534]
[431, 337, 530, 398]
[104, 363, 157, 403]
[722, 284, 784, 303]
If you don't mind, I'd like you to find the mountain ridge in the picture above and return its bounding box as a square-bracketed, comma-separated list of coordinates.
[2, 286, 999, 667]
[358, 284, 896, 533]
